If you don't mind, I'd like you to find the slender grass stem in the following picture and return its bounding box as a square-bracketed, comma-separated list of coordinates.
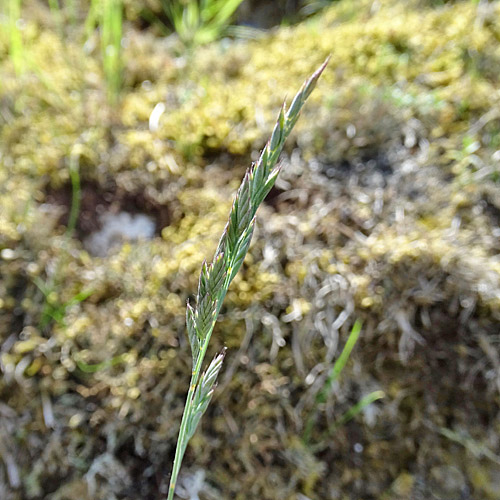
[67, 152, 81, 238]
[166, 58, 329, 499]
[168, 317, 218, 499]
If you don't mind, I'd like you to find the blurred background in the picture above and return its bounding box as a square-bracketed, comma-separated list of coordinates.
[1, 0, 500, 498]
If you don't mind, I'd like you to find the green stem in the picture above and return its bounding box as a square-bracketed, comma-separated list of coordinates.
[67, 153, 81, 238]
[167, 315, 219, 499]
[167, 375, 195, 500]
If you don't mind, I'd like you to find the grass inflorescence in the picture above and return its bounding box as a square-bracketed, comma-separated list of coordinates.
[167, 58, 329, 499]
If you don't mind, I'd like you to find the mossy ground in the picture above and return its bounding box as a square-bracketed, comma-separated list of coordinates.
[1, 0, 500, 498]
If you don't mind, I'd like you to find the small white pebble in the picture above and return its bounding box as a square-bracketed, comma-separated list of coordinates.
[26, 263, 39, 275]
[1, 249, 16, 260]
[69, 413, 84, 429]
[354, 443, 364, 453]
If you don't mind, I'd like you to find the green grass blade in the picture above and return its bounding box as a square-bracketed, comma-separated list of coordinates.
[309, 390, 385, 453]
[303, 319, 363, 444]
[439, 427, 500, 466]
[332, 390, 385, 431]
[76, 353, 126, 374]
[8, 0, 24, 75]
[66, 152, 81, 237]
[318, 319, 362, 403]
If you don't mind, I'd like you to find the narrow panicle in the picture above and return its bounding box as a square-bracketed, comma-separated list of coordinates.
[167, 58, 329, 500]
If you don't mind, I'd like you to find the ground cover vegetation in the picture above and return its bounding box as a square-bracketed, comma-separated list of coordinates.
[0, 0, 500, 499]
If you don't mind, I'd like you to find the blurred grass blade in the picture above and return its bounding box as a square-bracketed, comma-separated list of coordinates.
[332, 390, 385, 431]
[76, 353, 126, 374]
[101, 0, 122, 103]
[439, 427, 500, 466]
[66, 152, 81, 237]
[86, 0, 123, 103]
[164, 0, 246, 48]
[303, 319, 363, 444]
[319, 319, 362, 403]
[8, 0, 24, 75]
[310, 390, 386, 453]
[48, 0, 63, 36]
